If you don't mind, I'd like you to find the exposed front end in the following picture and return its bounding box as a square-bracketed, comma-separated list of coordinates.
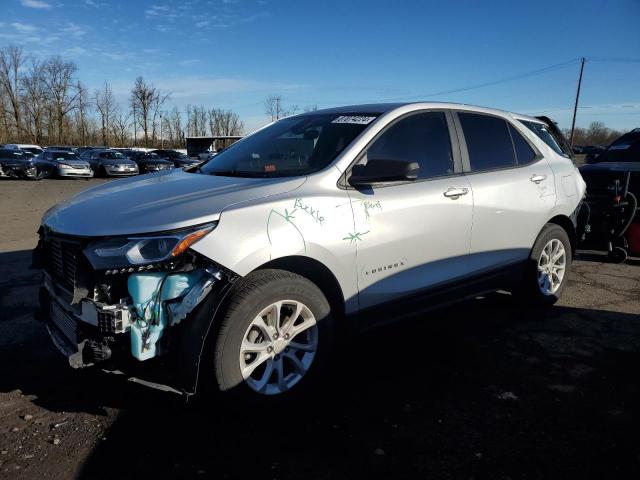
[33, 224, 236, 395]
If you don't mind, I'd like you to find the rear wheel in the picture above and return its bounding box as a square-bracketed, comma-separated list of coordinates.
[518, 223, 572, 306]
[212, 269, 333, 398]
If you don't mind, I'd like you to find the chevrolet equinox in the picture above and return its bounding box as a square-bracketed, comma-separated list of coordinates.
[34, 103, 586, 397]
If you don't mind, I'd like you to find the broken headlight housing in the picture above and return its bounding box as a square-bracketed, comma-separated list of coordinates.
[83, 223, 215, 271]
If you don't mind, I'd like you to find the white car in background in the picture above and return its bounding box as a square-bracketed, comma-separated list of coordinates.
[35, 102, 586, 398]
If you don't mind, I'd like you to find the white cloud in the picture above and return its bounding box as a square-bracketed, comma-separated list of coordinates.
[61, 22, 87, 38]
[195, 20, 210, 28]
[11, 22, 38, 33]
[20, 0, 52, 9]
[178, 59, 199, 66]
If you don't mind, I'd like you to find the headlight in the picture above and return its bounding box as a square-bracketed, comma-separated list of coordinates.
[58, 163, 72, 168]
[83, 224, 215, 270]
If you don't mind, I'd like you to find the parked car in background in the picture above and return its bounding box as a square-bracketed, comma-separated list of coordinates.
[76, 146, 107, 155]
[45, 146, 75, 152]
[4, 144, 44, 155]
[0, 148, 40, 179]
[149, 149, 201, 168]
[591, 128, 640, 164]
[35, 102, 586, 399]
[37, 149, 93, 178]
[79, 149, 138, 177]
[118, 149, 175, 173]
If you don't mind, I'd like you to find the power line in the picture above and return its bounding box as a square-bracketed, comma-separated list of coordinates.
[365, 58, 582, 103]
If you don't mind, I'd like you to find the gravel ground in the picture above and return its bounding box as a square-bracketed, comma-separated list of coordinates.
[0, 178, 639, 479]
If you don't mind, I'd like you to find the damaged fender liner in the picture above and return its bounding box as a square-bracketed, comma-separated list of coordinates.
[39, 256, 240, 397]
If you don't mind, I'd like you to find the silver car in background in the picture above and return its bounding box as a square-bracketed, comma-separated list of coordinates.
[39, 150, 93, 178]
[34, 102, 585, 398]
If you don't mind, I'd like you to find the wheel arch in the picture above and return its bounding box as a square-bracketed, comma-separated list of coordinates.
[546, 214, 577, 253]
[254, 256, 346, 323]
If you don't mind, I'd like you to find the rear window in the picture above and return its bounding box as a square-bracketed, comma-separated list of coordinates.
[508, 124, 537, 165]
[459, 113, 516, 171]
[521, 121, 570, 158]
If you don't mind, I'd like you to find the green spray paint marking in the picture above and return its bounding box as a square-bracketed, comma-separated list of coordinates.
[266, 208, 307, 254]
[342, 230, 370, 243]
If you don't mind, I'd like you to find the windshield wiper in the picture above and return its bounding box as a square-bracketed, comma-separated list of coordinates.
[205, 169, 266, 178]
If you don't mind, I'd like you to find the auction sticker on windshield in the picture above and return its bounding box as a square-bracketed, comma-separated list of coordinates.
[332, 115, 377, 125]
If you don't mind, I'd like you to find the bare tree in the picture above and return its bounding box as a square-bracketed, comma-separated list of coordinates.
[304, 104, 318, 112]
[94, 81, 116, 146]
[21, 59, 48, 143]
[111, 110, 131, 147]
[264, 95, 282, 121]
[43, 56, 78, 144]
[208, 108, 243, 136]
[129, 76, 169, 147]
[75, 81, 89, 145]
[0, 45, 25, 139]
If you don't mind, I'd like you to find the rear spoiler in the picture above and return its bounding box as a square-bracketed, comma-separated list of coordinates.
[536, 115, 576, 160]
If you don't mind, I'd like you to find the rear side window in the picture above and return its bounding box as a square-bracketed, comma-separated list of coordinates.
[521, 121, 569, 157]
[458, 113, 516, 171]
[508, 124, 537, 165]
[366, 111, 454, 179]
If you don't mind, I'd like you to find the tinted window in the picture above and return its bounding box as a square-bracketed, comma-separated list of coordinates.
[459, 113, 516, 171]
[521, 121, 568, 157]
[508, 124, 537, 165]
[365, 112, 453, 179]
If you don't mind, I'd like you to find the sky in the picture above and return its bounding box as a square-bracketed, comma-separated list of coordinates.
[1, 0, 639, 133]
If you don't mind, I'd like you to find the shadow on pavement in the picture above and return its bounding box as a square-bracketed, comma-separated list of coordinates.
[1, 249, 639, 479]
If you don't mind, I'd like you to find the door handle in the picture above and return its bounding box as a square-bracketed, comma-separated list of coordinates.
[530, 174, 547, 184]
[443, 187, 469, 199]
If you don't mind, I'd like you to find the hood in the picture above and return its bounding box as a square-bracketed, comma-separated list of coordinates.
[0, 157, 33, 167]
[101, 158, 136, 165]
[42, 169, 305, 236]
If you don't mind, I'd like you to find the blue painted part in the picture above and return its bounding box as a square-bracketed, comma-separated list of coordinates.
[128, 270, 205, 361]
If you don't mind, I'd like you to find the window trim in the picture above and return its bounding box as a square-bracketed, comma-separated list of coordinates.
[451, 110, 543, 175]
[339, 109, 464, 190]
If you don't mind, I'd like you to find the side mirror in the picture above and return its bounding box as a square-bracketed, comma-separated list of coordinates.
[348, 158, 419, 187]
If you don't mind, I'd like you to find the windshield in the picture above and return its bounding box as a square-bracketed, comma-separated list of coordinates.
[102, 151, 125, 159]
[51, 152, 77, 160]
[200, 113, 379, 177]
[598, 142, 639, 163]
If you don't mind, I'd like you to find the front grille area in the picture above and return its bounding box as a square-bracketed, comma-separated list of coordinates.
[50, 300, 79, 345]
[43, 234, 84, 292]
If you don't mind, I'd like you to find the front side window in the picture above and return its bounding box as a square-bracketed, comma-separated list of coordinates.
[200, 113, 379, 177]
[459, 112, 516, 172]
[364, 111, 454, 179]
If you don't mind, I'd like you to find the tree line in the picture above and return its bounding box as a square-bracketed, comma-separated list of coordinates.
[0, 45, 244, 148]
[563, 121, 627, 148]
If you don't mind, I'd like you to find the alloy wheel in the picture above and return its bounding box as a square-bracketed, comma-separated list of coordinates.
[239, 300, 318, 395]
[537, 239, 566, 295]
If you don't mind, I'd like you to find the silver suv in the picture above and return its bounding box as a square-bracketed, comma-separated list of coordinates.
[34, 103, 586, 398]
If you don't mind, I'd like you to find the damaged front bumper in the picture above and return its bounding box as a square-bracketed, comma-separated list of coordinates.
[34, 230, 237, 396]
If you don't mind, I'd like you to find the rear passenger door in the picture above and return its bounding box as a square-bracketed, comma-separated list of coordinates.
[349, 110, 474, 310]
[453, 111, 556, 273]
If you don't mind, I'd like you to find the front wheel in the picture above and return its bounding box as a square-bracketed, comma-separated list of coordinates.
[518, 223, 572, 306]
[212, 269, 333, 398]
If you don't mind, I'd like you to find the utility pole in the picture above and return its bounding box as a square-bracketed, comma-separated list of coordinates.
[133, 103, 137, 148]
[276, 96, 281, 120]
[569, 57, 586, 147]
[160, 111, 164, 149]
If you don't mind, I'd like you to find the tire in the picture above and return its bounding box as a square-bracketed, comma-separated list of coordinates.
[26, 167, 46, 180]
[211, 269, 333, 398]
[518, 223, 572, 306]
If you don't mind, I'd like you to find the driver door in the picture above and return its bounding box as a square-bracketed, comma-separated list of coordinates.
[347, 110, 474, 311]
